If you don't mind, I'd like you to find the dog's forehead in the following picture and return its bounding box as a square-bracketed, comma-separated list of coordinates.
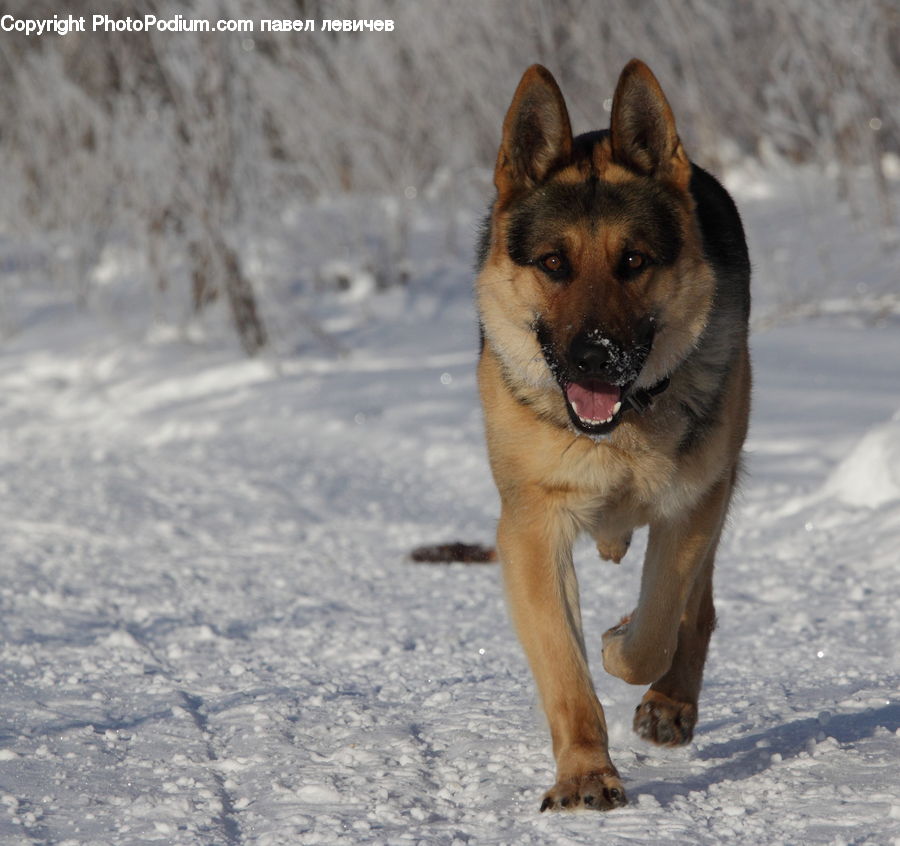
[506, 175, 683, 266]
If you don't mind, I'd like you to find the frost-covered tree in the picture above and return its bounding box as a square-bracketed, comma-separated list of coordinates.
[0, 0, 896, 349]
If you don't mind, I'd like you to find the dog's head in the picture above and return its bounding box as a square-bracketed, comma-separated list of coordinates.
[477, 60, 716, 436]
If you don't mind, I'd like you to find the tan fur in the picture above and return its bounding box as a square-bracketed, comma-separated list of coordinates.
[477, 60, 751, 812]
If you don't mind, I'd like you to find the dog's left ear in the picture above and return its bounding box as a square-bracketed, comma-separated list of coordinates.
[610, 60, 691, 189]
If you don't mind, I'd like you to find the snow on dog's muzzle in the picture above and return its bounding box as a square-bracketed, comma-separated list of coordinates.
[561, 327, 658, 434]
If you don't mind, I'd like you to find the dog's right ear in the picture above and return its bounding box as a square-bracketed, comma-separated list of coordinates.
[494, 65, 572, 203]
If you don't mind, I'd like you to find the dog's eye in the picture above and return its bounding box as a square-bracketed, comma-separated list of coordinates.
[537, 253, 566, 274]
[625, 251, 645, 270]
[619, 250, 648, 279]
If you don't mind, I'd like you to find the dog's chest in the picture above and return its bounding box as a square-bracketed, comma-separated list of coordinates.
[552, 431, 680, 519]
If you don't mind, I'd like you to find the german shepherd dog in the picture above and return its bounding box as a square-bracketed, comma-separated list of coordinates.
[475, 60, 751, 811]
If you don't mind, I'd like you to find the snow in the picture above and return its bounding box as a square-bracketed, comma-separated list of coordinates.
[824, 414, 900, 509]
[1, 173, 899, 845]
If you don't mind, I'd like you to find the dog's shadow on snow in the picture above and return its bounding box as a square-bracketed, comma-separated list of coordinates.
[632, 702, 899, 805]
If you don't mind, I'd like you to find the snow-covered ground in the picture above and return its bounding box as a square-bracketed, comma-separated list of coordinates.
[1, 171, 899, 845]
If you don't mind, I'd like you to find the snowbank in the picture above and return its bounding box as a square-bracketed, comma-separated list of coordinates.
[823, 412, 900, 508]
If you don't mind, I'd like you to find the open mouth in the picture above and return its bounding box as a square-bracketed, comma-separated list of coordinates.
[564, 379, 628, 435]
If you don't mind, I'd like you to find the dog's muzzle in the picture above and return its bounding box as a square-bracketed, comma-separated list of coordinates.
[562, 322, 659, 434]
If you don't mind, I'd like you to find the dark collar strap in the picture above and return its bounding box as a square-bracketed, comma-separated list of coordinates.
[625, 376, 670, 413]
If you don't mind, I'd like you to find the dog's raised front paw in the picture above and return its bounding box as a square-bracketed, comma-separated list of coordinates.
[633, 690, 697, 746]
[601, 615, 646, 684]
[539, 769, 627, 812]
[602, 615, 673, 686]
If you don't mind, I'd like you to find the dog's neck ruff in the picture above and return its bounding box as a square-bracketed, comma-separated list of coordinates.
[625, 376, 670, 413]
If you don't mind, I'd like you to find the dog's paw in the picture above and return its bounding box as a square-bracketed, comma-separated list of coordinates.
[633, 691, 697, 746]
[602, 616, 672, 686]
[539, 769, 627, 812]
[595, 532, 632, 564]
[601, 615, 646, 684]
[601, 616, 633, 680]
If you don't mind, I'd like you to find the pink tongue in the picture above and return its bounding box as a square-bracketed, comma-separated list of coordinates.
[565, 381, 621, 422]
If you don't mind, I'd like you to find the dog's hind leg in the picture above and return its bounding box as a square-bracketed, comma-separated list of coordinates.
[498, 496, 627, 812]
[601, 472, 733, 695]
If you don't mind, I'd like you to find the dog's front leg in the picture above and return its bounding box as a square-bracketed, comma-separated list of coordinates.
[601, 473, 733, 690]
[498, 494, 627, 812]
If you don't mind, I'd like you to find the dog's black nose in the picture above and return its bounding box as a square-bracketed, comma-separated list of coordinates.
[570, 333, 614, 377]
